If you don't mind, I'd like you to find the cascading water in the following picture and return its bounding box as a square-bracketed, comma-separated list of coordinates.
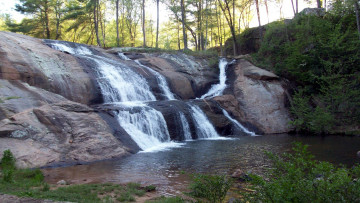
[222, 109, 256, 136]
[118, 53, 131, 60]
[88, 56, 156, 103]
[199, 56, 255, 136]
[189, 104, 220, 139]
[134, 60, 176, 100]
[179, 112, 192, 140]
[200, 58, 228, 99]
[46, 40, 229, 152]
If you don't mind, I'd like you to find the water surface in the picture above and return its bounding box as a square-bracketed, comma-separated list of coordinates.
[43, 135, 360, 195]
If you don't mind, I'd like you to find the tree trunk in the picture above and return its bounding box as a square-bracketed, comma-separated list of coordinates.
[44, 0, 50, 39]
[94, 0, 101, 46]
[116, 0, 120, 47]
[204, 0, 208, 50]
[355, 0, 360, 40]
[180, 0, 188, 50]
[142, 0, 146, 47]
[290, 0, 296, 16]
[316, 0, 321, 8]
[264, 0, 269, 23]
[218, 0, 237, 55]
[177, 23, 181, 50]
[255, 0, 261, 27]
[156, 0, 159, 48]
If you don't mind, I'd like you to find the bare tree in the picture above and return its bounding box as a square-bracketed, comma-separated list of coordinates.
[142, 0, 146, 47]
[156, 0, 159, 48]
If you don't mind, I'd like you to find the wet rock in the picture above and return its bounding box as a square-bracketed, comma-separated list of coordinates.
[231, 169, 246, 178]
[223, 59, 292, 134]
[0, 100, 129, 168]
[0, 32, 99, 105]
[57, 180, 67, 185]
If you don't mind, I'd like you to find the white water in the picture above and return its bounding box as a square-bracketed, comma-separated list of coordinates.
[47, 41, 227, 151]
[89, 56, 156, 103]
[200, 58, 228, 99]
[179, 112, 192, 140]
[118, 53, 131, 60]
[134, 60, 176, 100]
[115, 105, 177, 151]
[222, 109, 256, 136]
[189, 104, 220, 139]
[49, 43, 92, 55]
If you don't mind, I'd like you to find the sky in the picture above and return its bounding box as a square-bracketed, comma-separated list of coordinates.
[1, 0, 316, 29]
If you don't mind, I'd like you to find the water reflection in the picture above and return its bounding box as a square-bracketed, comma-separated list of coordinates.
[43, 135, 360, 195]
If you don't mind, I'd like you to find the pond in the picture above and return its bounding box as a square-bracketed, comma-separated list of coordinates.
[43, 134, 360, 196]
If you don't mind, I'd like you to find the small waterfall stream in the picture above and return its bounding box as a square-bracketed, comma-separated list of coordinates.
[200, 58, 228, 99]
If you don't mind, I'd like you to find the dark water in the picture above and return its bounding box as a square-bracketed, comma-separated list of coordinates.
[43, 134, 360, 195]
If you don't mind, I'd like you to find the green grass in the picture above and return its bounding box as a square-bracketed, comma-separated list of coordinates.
[4, 96, 21, 100]
[0, 168, 149, 202]
[0, 150, 152, 202]
[146, 196, 186, 203]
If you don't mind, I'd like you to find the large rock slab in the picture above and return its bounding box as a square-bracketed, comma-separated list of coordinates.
[220, 59, 292, 134]
[0, 31, 98, 104]
[0, 101, 129, 168]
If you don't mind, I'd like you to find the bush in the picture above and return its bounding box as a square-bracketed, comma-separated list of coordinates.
[189, 174, 232, 203]
[239, 142, 360, 202]
[1, 149, 16, 170]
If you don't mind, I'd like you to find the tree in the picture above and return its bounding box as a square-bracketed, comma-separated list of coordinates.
[355, 0, 360, 40]
[116, 0, 120, 46]
[15, 0, 52, 39]
[180, 0, 188, 49]
[156, 0, 159, 48]
[218, 0, 237, 55]
[142, 0, 146, 47]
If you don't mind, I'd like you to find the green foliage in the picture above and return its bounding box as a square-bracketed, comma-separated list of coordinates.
[144, 185, 156, 192]
[1, 149, 16, 170]
[249, 8, 360, 134]
[189, 174, 232, 203]
[239, 142, 360, 202]
[146, 196, 185, 203]
[0, 158, 148, 203]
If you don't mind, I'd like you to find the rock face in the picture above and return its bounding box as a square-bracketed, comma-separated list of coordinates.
[107, 48, 219, 99]
[0, 97, 128, 168]
[216, 59, 292, 134]
[0, 32, 130, 168]
[0, 31, 293, 169]
[0, 31, 99, 104]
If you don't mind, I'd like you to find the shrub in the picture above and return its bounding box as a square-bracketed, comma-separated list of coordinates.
[189, 174, 232, 203]
[239, 142, 360, 202]
[1, 149, 16, 170]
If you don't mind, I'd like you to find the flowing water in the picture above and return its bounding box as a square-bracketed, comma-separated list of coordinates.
[200, 58, 229, 99]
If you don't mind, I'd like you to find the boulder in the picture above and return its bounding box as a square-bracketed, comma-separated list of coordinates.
[0, 31, 99, 105]
[220, 59, 292, 134]
[0, 101, 129, 168]
[135, 52, 218, 99]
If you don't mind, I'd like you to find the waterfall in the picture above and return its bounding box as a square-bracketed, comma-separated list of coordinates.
[46, 40, 225, 152]
[118, 53, 131, 60]
[179, 112, 192, 140]
[189, 104, 219, 139]
[134, 60, 176, 100]
[115, 105, 179, 152]
[222, 109, 256, 136]
[47, 42, 92, 55]
[200, 58, 228, 99]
